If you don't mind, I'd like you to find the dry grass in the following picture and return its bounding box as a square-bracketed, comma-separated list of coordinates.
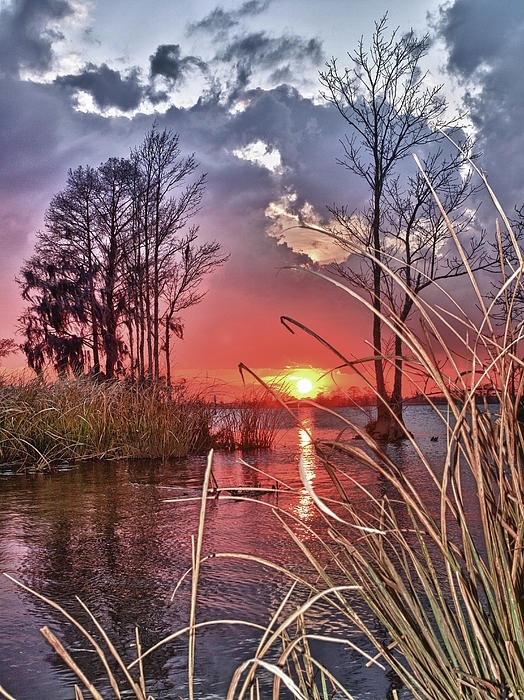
[212, 389, 285, 450]
[237, 158, 524, 698]
[0, 378, 216, 469]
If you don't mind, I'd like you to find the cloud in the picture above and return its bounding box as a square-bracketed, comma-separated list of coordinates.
[436, 0, 522, 79]
[149, 44, 207, 84]
[433, 0, 524, 208]
[55, 62, 144, 111]
[232, 139, 283, 173]
[0, 2, 366, 371]
[217, 32, 323, 99]
[265, 193, 348, 264]
[188, 0, 271, 39]
[0, 0, 76, 77]
[187, 2, 323, 103]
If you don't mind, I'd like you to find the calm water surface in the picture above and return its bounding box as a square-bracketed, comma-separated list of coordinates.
[0, 405, 460, 699]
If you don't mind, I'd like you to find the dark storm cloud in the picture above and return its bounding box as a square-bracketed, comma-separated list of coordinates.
[221, 32, 323, 71]
[0, 0, 74, 76]
[55, 63, 144, 111]
[436, 0, 523, 79]
[217, 32, 323, 102]
[188, 0, 270, 38]
[434, 0, 524, 208]
[149, 44, 207, 83]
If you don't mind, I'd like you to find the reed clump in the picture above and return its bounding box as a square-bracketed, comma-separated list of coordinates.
[0, 377, 215, 470]
[5, 167, 524, 699]
[212, 390, 284, 450]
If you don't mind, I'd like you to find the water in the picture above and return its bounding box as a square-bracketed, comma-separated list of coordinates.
[0, 405, 452, 699]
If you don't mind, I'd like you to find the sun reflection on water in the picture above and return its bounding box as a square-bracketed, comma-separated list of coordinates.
[293, 415, 317, 525]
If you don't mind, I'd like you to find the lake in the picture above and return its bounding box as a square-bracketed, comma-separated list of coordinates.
[0, 404, 454, 699]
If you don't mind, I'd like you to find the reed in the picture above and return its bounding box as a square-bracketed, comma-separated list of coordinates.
[212, 389, 284, 450]
[4, 164, 524, 698]
[238, 159, 524, 697]
[2, 453, 362, 700]
[0, 377, 216, 469]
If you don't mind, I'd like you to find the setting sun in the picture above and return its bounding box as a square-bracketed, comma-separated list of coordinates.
[296, 377, 314, 395]
[262, 366, 336, 400]
[286, 369, 321, 398]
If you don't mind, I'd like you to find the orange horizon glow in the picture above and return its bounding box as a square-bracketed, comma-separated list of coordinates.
[0, 362, 369, 404]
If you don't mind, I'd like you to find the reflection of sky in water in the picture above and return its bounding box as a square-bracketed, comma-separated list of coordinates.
[0, 404, 470, 699]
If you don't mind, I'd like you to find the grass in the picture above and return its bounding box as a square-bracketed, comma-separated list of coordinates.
[0, 377, 287, 470]
[0, 378, 219, 469]
[212, 389, 286, 450]
[2, 451, 363, 700]
[244, 157, 524, 697]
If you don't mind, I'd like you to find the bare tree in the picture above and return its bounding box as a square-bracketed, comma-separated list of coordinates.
[130, 124, 207, 382]
[18, 126, 226, 384]
[320, 15, 487, 440]
[44, 165, 102, 372]
[91, 157, 136, 379]
[160, 232, 229, 389]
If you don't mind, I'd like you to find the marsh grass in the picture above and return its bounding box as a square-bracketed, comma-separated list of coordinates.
[2, 452, 366, 700]
[212, 390, 285, 450]
[0, 378, 215, 469]
[242, 157, 524, 697]
[4, 159, 524, 698]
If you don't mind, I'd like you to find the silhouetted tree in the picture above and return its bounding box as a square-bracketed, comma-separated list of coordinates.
[18, 255, 88, 377]
[160, 232, 228, 388]
[18, 126, 226, 382]
[44, 165, 102, 372]
[320, 15, 487, 440]
[130, 124, 207, 381]
[92, 157, 136, 378]
[0, 338, 17, 361]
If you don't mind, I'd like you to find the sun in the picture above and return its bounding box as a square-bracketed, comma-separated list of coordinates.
[263, 367, 327, 400]
[296, 377, 314, 395]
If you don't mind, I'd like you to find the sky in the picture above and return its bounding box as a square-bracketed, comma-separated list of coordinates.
[0, 0, 523, 395]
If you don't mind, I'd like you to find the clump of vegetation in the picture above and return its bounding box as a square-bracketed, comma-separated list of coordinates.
[4, 17, 524, 700]
[0, 377, 216, 470]
[212, 389, 285, 450]
[17, 125, 228, 384]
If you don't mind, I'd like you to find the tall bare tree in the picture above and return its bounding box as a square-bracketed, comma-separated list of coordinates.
[320, 15, 486, 440]
[44, 165, 102, 372]
[91, 157, 136, 378]
[131, 125, 207, 381]
[160, 231, 228, 389]
[18, 127, 226, 383]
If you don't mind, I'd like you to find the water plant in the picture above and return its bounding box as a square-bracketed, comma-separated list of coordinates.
[0, 378, 216, 469]
[3, 163, 524, 698]
[212, 389, 285, 450]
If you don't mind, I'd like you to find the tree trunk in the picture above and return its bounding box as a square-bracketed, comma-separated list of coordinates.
[165, 319, 171, 390]
[368, 331, 407, 441]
